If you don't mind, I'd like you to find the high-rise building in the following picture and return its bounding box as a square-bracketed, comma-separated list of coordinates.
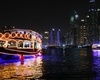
[87, 0, 99, 44]
[68, 0, 100, 46]
[70, 11, 79, 45]
[42, 31, 49, 46]
[78, 19, 88, 45]
[56, 29, 61, 46]
[97, 8, 100, 26]
[50, 28, 56, 45]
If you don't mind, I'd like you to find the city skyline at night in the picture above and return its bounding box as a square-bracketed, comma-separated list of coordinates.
[0, 0, 100, 35]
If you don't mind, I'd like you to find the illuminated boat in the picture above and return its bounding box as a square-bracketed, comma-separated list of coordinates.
[0, 28, 42, 56]
[92, 44, 100, 49]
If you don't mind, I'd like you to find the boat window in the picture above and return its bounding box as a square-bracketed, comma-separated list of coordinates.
[18, 41, 23, 48]
[34, 40, 37, 49]
[8, 41, 16, 47]
[0, 41, 5, 47]
[23, 41, 30, 48]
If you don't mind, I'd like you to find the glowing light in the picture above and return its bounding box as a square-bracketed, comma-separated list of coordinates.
[52, 28, 55, 31]
[86, 15, 89, 18]
[81, 19, 84, 22]
[75, 14, 78, 19]
[93, 50, 100, 57]
[0, 33, 3, 38]
[11, 32, 16, 38]
[97, 9, 100, 11]
[4, 33, 10, 39]
[44, 31, 49, 34]
[0, 57, 43, 79]
[17, 32, 21, 38]
[0, 28, 42, 58]
[70, 16, 74, 23]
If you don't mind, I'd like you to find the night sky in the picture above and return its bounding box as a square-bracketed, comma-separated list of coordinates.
[0, 0, 100, 35]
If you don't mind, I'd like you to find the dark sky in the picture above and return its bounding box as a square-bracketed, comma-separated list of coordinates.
[0, 0, 100, 35]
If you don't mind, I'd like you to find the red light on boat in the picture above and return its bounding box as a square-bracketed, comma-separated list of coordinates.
[20, 55, 24, 61]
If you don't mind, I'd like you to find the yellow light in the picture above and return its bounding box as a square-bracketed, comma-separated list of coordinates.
[0, 33, 3, 38]
[11, 32, 16, 38]
[17, 33, 21, 38]
[44, 31, 49, 34]
[4, 33, 10, 39]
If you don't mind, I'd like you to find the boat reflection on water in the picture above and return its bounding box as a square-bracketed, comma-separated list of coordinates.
[1, 48, 100, 79]
[0, 56, 43, 80]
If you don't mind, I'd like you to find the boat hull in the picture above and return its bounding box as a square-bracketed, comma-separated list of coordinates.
[0, 47, 41, 55]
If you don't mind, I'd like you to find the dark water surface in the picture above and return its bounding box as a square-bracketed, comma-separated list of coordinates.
[0, 48, 100, 80]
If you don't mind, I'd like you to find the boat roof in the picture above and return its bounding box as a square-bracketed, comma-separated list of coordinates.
[4, 28, 42, 38]
[5, 28, 33, 32]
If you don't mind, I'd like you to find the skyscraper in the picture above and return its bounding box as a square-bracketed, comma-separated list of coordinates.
[87, 0, 99, 44]
[42, 31, 49, 47]
[50, 28, 56, 45]
[70, 11, 79, 45]
[56, 29, 61, 46]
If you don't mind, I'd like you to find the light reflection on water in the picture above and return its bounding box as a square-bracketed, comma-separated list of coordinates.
[92, 50, 100, 80]
[0, 56, 43, 80]
[1, 49, 100, 79]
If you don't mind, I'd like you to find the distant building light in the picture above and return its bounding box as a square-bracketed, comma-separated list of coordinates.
[52, 28, 55, 31]
[75, 14, 79, 19]
[44, 37, 48, 39]
[12, 26, 15, 28]
[58, 29, 60, 31]
[89, 9, 96, 12]
[81, 19, 84, 22]
[63, 44, 65, 47]
[91, 9, 96, 11]
[86, 15, 89, 18]
[70, 16, 74, 23]
[97, 9, 100, 11]
[44, 31, 49, 34]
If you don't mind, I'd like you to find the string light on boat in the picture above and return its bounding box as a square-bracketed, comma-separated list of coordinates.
[38, 38, 42, 43]
[4, 33, 10, 39]
[26, 34, 29, 39]
[20, 33, 23, 38]
[11, 32, 16, 38]
[22, 34, 24, 38]
[17, 32, 21, 38]
[27, 34, 31, 39]
[0, 33, 3, 38]
[24, 34, 27, 39]
[32, 36, 36, 40]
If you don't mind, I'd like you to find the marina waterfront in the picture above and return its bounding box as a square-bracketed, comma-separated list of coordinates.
[0, 48, 100, 80]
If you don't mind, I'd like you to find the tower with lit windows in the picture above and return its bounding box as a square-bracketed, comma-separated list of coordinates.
[42, 31, 49, 46]
[87, 0, 99, 44]
[78, 19, 88, 45]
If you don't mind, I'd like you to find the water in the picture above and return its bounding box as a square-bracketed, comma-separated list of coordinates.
[0, 48, 100, 80]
